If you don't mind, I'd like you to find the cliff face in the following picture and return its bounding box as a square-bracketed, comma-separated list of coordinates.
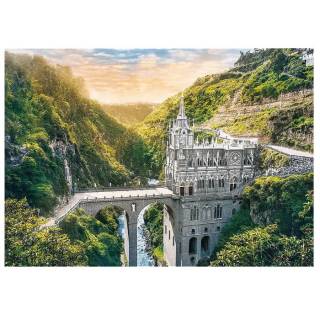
[137, 49, 313, 176]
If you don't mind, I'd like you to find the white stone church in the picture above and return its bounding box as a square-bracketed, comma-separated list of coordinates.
[163, 95, 257, 266]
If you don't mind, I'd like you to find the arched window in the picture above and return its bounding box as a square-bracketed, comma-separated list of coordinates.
[189, 237, 197, 254]
[214, 204, 223, 219]
[201, 236, 210, 255]
[230, 177, 237, 191]
[218, 177, 225, 188]
[197, 177, 205, 190]
[190, 206, 199, 221]
[180, 184, 185, 196]
[189, 183, 193, 196]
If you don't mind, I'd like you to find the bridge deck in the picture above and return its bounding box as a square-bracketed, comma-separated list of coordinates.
[44, 187, 173, 227]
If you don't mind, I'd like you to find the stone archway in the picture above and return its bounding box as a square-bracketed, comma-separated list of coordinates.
[66, 194, 178, 266]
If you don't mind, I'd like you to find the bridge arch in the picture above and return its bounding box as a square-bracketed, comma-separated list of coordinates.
[73, 193, 178, 266]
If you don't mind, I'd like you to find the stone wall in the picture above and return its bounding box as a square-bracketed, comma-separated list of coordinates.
[264, 156, 313, 177]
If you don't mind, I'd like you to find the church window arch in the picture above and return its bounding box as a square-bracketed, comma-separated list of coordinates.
[180, 182, 185, 196]
[188, 182, 193, 196]
[208, 177, 214, 189]
[214, 204, 223, 219]
[190, 206, 199, 221]
[230, 176, 238, 191]
[201, 236, 210, 254]
[218, 176, 225, 188]
[189, 237, 197, 254]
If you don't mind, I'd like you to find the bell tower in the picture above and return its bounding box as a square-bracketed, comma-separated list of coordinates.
[165, 94, 194, 191]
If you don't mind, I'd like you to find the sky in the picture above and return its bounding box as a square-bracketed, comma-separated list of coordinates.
[11, 49, 242, 104]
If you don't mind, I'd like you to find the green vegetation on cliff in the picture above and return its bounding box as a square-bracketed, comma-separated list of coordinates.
[5, 198, 123, 266]
[5, 198, 87, 266]
[143, 203, 166, 265]
[258, 148, 290, 170]
[211, 224, 313, 267]
[5, 52, 155, 214]
[59, 207, 123, 266]
[209, 173, 313, 266]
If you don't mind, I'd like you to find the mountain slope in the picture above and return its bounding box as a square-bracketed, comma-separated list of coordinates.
[5, 52, 153, 214]
[101, 103, 156, 127]
[137, 49, 313, 176]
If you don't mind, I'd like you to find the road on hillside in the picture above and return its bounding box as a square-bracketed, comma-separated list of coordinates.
[266, 145, 313, 158]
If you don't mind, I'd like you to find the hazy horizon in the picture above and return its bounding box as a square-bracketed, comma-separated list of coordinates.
[9, 49, 242, 104]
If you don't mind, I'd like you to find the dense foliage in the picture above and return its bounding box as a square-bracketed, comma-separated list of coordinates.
[236, 49, 313, 103]
[143, 203, 166, 265]
[5, 198, 87, 266]
[59, 207, 123, 266]
[5, 52, 155, 214]
[209, 173, 313, 266]
[258, 147, 290, 170]
[137, 49, 313, 176]
[243, 174, 313, 237]
[211, 224, 313, 266]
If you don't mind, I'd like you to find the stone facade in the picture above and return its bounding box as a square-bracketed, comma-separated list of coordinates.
[164, 96, 257, 266]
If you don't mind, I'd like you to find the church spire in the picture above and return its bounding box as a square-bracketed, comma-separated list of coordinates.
[177, 93, 186, 119]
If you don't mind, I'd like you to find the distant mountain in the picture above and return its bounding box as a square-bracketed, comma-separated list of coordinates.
[101, 103, 157, 127]
[5, 52, 154, 214]
[137, 48, 313, 176]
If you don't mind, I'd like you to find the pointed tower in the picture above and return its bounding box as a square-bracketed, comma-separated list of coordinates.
[176, 94, 189, 129]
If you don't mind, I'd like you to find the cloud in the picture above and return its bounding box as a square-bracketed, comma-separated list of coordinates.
[9, 49, 241, 103]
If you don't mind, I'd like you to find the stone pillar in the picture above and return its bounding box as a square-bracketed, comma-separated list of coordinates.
[128, 218, 137, 267]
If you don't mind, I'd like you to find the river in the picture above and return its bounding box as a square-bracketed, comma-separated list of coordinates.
[117, 205, 155, 266]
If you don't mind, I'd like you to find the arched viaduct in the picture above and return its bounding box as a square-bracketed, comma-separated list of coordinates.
[50, 187, 180, 266]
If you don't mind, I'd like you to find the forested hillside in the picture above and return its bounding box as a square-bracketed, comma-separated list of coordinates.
[101, 103, 156, 127]
[5, 52, 155, 214]
[137, 49, 313, 176]
[5, 199, 123, 266]
[208, 173, 313, 266]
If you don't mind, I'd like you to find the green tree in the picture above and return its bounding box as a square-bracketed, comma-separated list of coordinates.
[211, 225, 313, 267]
[5, 198, 87, 266]
[59, 208, 123, 266]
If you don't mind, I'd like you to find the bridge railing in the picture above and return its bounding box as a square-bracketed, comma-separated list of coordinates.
[75, 183, 166, 193]
[53, 192, 175, 224]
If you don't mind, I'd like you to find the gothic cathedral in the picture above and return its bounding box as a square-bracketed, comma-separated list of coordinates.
[164, 95, 257, 266]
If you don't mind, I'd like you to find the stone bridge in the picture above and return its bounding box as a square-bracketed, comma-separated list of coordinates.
[45, 187, 179, 266]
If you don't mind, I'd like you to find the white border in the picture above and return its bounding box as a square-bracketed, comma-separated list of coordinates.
[0, 1, 319, 319]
